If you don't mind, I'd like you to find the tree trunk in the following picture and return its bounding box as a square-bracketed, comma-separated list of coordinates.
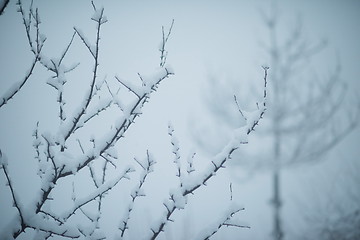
[272, 168, 283, 240]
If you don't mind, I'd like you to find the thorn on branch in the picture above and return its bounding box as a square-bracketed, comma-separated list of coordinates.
[115, 76, 141, 99]
[234, 95, 247, 121]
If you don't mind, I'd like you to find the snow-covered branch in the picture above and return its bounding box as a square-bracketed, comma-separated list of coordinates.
[149, 67, 268, 240]
[0, 0, 9, 15]
[0, 2, 273, 239]
[57, 67, 174, 179]
[196, 205, 249, 240]
[0, 151, 26, 235]
[0, 2, 176, 239]
[118, 151, 156, 238]
[63, 12, 106, 142]
[168, 123, 182, 180]
[62, 167, 134, 220]
[0, 0, 46, 109]
[159, 19, 174, 67]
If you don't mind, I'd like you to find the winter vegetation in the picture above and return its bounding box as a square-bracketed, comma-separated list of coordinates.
[195, 2, 360, 240]
[297, 158, 360, 240]
[0, 1, 269, 239]
[0, 0, 9, 15]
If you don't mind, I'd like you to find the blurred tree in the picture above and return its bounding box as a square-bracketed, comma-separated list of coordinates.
[299, 159, 360, 240]
[197, 2, 359, 240]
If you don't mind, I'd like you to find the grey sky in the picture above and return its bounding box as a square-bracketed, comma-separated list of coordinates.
[0, 0, 359, 239]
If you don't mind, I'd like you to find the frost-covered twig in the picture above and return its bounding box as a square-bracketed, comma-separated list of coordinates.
[159, 19, 174, 67]
[118, 151, 155, 238]
[24, 224, 79, 239]
[42, 31, 78, 125]
[0, 0, 9, 15]
[32, 122, 42, 171]
[246, 66, 268, 134]
[115, 76, 141, 99]
[63, 5, 107, 142]
[2, 2, 176, 238]
[0, 151, 26, 235]
[149, 67, 268, 240]
[43, 134, 58, 178]
[63, 167, 134, 220]
[234, 95, 246, 121]
[186, 152, 196, 175]
[0, 0, 46, 109]
[183, 67, 268, 196]
[194, 183, 249, 239]
[196, 205, 249, 240]
[168, 123, 182, 180]
[32, 13, 174, 237]
[57, 67, 174, 179]
[74, 99, 114, 132]
[1, 153, 79, 239]
[0, 58, 38, 109]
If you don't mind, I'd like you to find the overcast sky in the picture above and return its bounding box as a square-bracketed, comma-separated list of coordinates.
[1, 0, 359, 239]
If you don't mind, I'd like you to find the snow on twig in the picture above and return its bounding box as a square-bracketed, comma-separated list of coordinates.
[196, 205, 249, 240]
[62, 167, 134, 220]
[168, 123, 182, 180]
[118, 151, 156, 238]
[159, 19, 174, 67]
[0, 152, 26, 232]
[149, 67, 268, 240]
[0, 1, 48, 110]
[1, 2, 178, 238]
[58, 67, 174, 179]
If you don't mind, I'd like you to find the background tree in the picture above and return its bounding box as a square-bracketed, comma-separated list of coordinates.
[0, 1, 268, 239]
[295, 158, 360, 240]
[196, 2, 359, 240]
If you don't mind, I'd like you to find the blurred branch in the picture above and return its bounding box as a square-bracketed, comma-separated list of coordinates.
[0, 0, 10, 15]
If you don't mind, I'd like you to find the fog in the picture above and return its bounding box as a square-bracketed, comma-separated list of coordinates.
[0, 0, 359, 239]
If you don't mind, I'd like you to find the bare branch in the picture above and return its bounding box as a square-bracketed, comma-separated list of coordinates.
[115, 76, 141, 99]
[0, 57, 38, 109]
[0, 0, 48, 109]
[63, 9, 107, 141]
[119, 151, 155, 237]
[197, 207, 249, 240]
[234, 95, 246, 121]
[186, 152, 196, 174]
[58, 68, 174, 179]
[1, 155, 26, 235]
[168, 123, 182, 180]
[0, 0, 9, 15]
[63, 167, 134, 220]
[150, 67, 268, 239]
[73, 27, 95, 58]
[159, 19, 174, 67]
